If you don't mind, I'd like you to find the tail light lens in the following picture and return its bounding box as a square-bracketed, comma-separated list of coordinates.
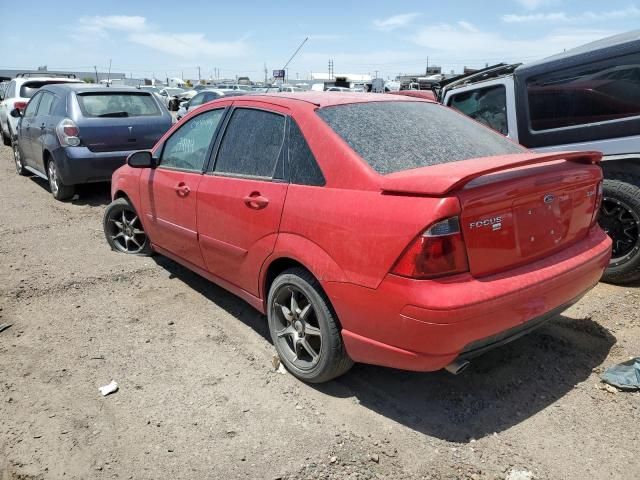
[591, 180, 603, 226]
[14, 101, 28, 111]
[391, 217, 469, 279]
[55, 118, 81, 147]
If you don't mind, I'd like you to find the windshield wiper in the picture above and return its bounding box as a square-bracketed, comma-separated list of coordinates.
[98, 111, 129, 117]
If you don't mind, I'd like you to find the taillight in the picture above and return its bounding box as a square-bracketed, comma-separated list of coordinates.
[14, 101, 27, 111]
[391, 217, 469, 279]
[55, 118, 81, 147]
[591, 180, 603, 226]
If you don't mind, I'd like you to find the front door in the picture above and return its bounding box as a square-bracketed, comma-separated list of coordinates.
[197, 105, 289, 296]
[30, 91, 57, 172]
[18, 92, 42, 167]
[139, 108, 227, 268]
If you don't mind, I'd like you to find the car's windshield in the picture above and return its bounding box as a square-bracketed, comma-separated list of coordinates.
[77, 92, 160, 117]
[316, 101, 526, 175]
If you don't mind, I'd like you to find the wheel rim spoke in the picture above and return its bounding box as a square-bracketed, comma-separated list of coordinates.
[304, 324, 321, 336]
[129, 236, 142, 248]
[276, 325, 295, 338]
[300, 339, 319, 362]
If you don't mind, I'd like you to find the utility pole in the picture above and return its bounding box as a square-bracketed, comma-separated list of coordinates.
[426, 56, 429, 75]
[374, 70, 379, 79]
[107, 59, 112, 86]
[197, 66, 201, 83]
[93, 65, 98, 83]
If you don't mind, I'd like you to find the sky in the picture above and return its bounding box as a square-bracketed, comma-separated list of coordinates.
[1, 0, 639, 81]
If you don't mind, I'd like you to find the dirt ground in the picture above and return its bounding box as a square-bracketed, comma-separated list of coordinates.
[0, 144, 639, 480]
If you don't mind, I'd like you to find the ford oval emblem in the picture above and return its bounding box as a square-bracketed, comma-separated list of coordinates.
[543, 194, 555, 204]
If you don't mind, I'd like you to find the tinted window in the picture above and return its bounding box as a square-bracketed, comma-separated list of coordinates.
[214, 108, 286, 178]
[448, 85, 508, 135]
[161, 109, 225, 171]
[288, 120, 325, 186]
[317, 102, 525, 175]
[77, 93, 160, 117]
[527, 53, 640, 131]
[36, 92, 56, 116]
[19, 81, 74, 98]
[23, 94, 41, 118]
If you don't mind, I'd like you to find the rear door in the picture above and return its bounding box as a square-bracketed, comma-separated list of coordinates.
[139, 108, 227, 268]
[197, 104, 289, 295]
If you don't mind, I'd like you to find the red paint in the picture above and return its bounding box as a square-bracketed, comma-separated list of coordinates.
[111, 93, 612, 372]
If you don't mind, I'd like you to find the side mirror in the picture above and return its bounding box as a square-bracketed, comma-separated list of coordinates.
[10, 108, 22, 118]
[127, 151, 156, 169]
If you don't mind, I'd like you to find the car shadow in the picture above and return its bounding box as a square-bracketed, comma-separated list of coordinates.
[27, 175, 112, 206]
[150, 255, 615, 443]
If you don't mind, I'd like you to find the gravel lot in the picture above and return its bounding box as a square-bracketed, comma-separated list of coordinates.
[1, 143, 639, 480]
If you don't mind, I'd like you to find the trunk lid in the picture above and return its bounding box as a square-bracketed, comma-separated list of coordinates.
[381, 151, 603, 277]
[78, 115, 171, 152]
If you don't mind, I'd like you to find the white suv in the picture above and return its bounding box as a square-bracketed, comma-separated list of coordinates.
[0, 74, 82, 146]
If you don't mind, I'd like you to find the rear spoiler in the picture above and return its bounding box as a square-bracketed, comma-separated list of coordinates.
[380, 151, 602, 196]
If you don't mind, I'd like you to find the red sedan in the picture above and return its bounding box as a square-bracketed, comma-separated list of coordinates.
[104, 93, 611, 383]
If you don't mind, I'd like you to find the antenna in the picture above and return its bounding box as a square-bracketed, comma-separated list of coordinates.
[266, 36, 309, 93]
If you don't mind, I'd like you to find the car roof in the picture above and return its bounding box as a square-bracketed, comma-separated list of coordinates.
[516, 29, 640, 77]
[44, 84, 153, 95]
[230, 91, 432, 108]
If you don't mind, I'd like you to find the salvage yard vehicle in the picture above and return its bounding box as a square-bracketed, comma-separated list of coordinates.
[175, 89, 247, 121]
[158, 87, 187, 111]
[0, 73, 82, 147]
[11, 84, 172, 200]
[440, 30, 640, 284]
[104, 93, 611, 383]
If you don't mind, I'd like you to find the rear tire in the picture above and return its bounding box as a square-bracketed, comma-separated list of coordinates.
[46, 159, 75, 201]
[267, 268, 353, 383]
[12, 138, 27, 176]
[1, 124, 10, 146]
[600, 174, 640, 284]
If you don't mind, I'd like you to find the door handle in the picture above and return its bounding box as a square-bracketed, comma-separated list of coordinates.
[40, 123, 46, 130]
[174, 182, 191, 197]
[243, 192, 269, 210]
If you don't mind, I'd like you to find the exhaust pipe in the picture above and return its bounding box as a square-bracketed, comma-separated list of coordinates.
[444, 359, 470, 375]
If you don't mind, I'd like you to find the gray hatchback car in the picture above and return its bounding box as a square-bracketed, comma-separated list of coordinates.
[11, 84, 172, 200]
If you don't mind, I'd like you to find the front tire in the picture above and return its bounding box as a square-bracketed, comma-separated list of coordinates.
[103, 198, 153, 256]
[600, 175, 640, 284]
[267, 268, 353, 383]
[46, 159, 74, 201]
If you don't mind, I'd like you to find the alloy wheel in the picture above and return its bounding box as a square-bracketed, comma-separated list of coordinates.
[47, 161, 59, 196]
[600, 196, 640, 267]
[105, 208, 148, 254]
[13, 141, 23, 174]
[272, 285, 323, 370]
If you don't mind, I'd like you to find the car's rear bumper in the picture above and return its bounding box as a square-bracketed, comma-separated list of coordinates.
[323, 226, 612, 372]
[52, 147, 135, 185]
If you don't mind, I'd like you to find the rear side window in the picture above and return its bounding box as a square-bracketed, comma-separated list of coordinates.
[448, 85, 508, 135]
[316, 102, 525, 175]
[288, 120, 325, 186]
[77, 93, 160, 117]
[213, 108, 285, 178]
[36, 92, 56, 116]
[19, 81, 76, 98]
[527, 52, 640, 131]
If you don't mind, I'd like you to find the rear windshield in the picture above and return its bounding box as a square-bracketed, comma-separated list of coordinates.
[20, 81, 77, 98]
[316, 101, 525, 175]
[77, 93, 160, 118]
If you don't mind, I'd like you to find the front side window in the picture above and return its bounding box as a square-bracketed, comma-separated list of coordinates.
[189, 93, 206, 107]
[23, 93, 41, 118]
[213, 108, 286, 178]
[317, 101, 525, 175]
[160, 109, 225, 171]
[448, 85, 508, 135]
[527, 53, 640, 131]
[6, 81, 16, 98]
